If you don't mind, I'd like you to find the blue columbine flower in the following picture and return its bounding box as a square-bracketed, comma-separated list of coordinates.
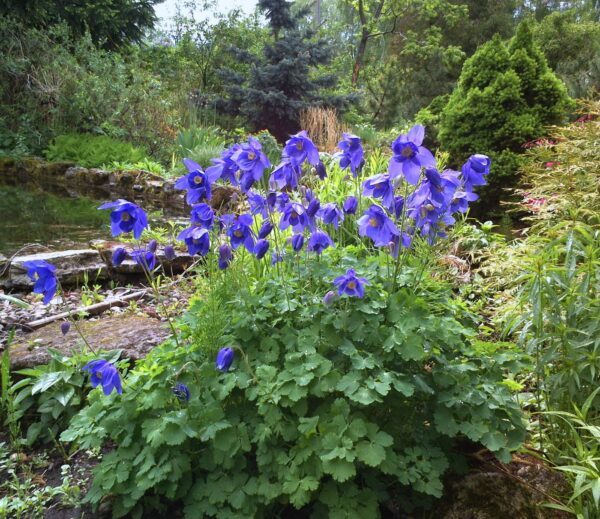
[205, 145, 241, 185]
[177, 226, 211, 256]
[357, 205, 400, 247]
[216, 347, 234, 372]
[23, 260, 57, 304]
[388, 125, 436, 185]
[410, 167, 459, 209]
[363, 173, 396, 211]
[318, 203, 344, 229]
[308, 229, 334, 254]
[280, 203, 309, 232]
[227, 214, 255, 252]
[283, 131, 320, 167]
[258, 220, 274, 239]
[232, 137, 271, 192]
[190, 203, 215, 229]
[218, 243, 233, 270]
[450, 190, 478, 214]
[112, 247, 127, 267]
[248, 191, 269, 218]
[337, 133, 364, 177]
[174, 160, 214, 204]
[98, 199, 148, 240]
[291, 233, 304, 252]
[131, 248, 157, 270]
[461, 154, 491, 192]
[82, 359, 122, 395]
[393, 196, 405, 219]
[172, 383, 190, 401]
[254, 239, 270, 259]
[333, 269, 369, 298]
[269, 160, 302, 190]
[343, 196, 358, 215]
[266, 191, 290, 212]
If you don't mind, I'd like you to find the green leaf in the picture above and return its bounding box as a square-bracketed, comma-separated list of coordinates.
[355, 441, 386, 467]
[31, 372, 63, 394]
[0, 293, 31, 308]
[322, 458, 356, 482]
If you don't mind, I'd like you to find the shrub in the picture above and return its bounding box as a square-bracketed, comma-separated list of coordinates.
[44, 134, 146, 168]
[62, 255, 526, 518]
[438, 21, 573, 208]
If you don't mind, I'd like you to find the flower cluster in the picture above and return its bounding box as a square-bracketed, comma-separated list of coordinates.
[26, 125, 489, 394]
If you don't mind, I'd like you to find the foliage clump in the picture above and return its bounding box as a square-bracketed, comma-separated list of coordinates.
[438, 20, 573, 207]
[44, 134, 146, 168]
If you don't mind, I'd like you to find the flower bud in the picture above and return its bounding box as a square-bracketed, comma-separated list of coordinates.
[306, 198, 321, 218]
[218, 243, 233, 270]
[147, 239, 158, 253]
[112, 247, 127, 267]
[60, 321, 71, 335]
[254, 239, 270, 260]
[258, 220, 274, 239]
[164, 245, 176, 261]
[343, 196, 357, 215]
[315, 160, 327, 180]
[216, 347, 235, 372]
[322, 290, 337, 306]
[291, 234, 304, 252]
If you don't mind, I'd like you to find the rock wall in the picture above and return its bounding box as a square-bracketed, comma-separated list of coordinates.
[0, 156, 236, 214]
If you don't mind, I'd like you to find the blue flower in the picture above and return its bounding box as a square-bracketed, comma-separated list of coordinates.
[231, 137, 271, 192]
[130, 248, 157, 270]
[393, 196, 405, 219]
[357, 205, 400, 247]
[266, 191, 290, 212]
[218, 243, 233, 270]
[308, 229, 334, 254]
[254, 239, 270, 259]
[248, 191, 269, 218]
[258, 220, 274, 239]
[333, 269, 369, 298]
[82, 359, 122, 395]
[190, 203, 215, 229]
[174, 161, 213, 204]
[318, 203, 344, 229]
[147, 240, 158, 253]
[280, 203, 309, 232]
[450, 190, 478, 213]
[164, 245, 176, 261]
[177, 226, 211, 256]
[227, 214, 255, 252]
[306, 198, 321, 218]
[216, 347, 235, 372]
[362, 173, 395, 210]
[283, 131, 320, 167]
[98, 199, 148, 239]
[23, 260, 57, 304]
[269, 160, 302, 190]
[172, 383, 190, 401]
[337, 133, 364, 177]
[461, 154, 490, 192]
[343, 196, 358, 215]
[291, 233, 304, 252]
[388, 125, 436, 185]
[410, 168, 460, 209]
[112, 247, 127, 267]
[205, 145, 240, 185]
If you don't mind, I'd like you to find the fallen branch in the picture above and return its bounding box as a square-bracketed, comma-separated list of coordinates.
[23, 290, 148, 330]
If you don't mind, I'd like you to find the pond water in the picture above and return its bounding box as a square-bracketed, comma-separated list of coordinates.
[0, 186, 109, 256]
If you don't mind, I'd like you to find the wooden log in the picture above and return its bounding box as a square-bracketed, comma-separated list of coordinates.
[23, 290, 148, 330]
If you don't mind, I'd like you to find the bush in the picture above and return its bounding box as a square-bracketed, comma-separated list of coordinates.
[438, 21, 573, 208]
[44, 134, 146, 168]
[61, 253, 526, 518]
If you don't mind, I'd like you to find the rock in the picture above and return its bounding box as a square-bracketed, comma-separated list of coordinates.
[438, 455, 570, 519]
[1, 249, 107, 289]
[8, 315, 170, 369]
[90, 240, 195, 277]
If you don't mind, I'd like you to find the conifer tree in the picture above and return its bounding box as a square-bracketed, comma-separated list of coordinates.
[438, 20, 573, 207]
[219, 0, 349, 141]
